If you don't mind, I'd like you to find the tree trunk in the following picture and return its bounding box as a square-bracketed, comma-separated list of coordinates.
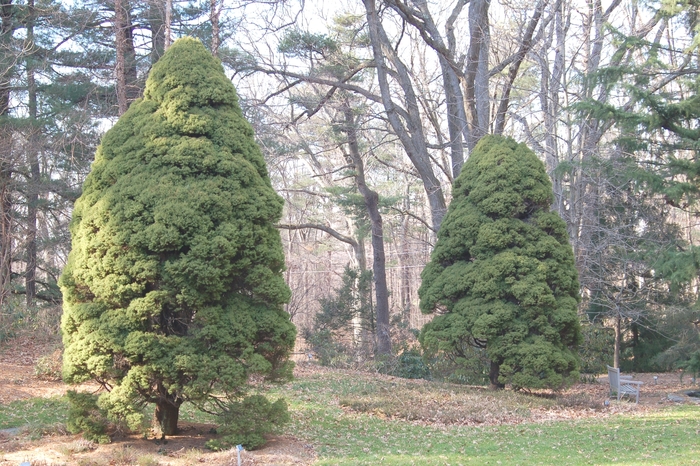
[613, 313, 621, 368]
[342, 104, 392, 355]
[363, 0, 447, 231]
[148, 0, 166, 65]
[210, 0, 220, 56]
[114, 0, 138, 115]
[0, 152, 11, 311]
[464, 0, 491, 151]
[164, 0, 172, 49]
[25, 0, 38, 307]
[0, 0, 14, 310]
[489, 360, 504, 389]
[154, 398, 181, 437]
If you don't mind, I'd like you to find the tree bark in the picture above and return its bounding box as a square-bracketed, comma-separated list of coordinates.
[148, 0, 166, 65]
[165, 0, 172, 49]
[25, 0, 38, 307]
[0, 0, 14, 310]
[614, 313, 621, 368]
[114, 0, 138, 115]
[210, 0, 220, 57]
[464, 0, 491, 151]
[387, 0, 469, 178]
[342, 104, 392, 355]
[154, 398, 180, 437]
[489, 360, 504, 389]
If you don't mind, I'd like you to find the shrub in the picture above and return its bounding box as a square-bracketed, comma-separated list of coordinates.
[65, 390, 110, 444]
[206, 395, 290, 451]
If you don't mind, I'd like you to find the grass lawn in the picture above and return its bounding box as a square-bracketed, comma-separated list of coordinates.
[281, 368, 700, 465]
[1, 367, 698, 465]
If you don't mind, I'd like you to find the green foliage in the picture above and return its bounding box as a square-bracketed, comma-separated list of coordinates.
[423, 345, 491, 386]
[206, 395, 290, 451]
[578, 323, 614, 375]
[278, 29, 338, 58]
[302, 266, 373, 366]
[375, 348, 431, 380]
[654, 306, 700, 373]
[59, 38, 296, 438]
[419, 135, 582, 390]
[65, 390, 110, 444]
[679, 350, 700, 381]
[304, 329, 350, 367]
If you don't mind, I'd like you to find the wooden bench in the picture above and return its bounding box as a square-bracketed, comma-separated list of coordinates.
[607, 365, 643, 403]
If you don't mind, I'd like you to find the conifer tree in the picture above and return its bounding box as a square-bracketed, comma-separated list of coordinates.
[60, 38, 296, 436]
[419, 135, 581, 390]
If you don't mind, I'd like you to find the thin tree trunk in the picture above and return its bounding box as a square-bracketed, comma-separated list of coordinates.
[342, 105, 392, 355]
[149, 0, 166, 64]
[0, 155, 11, 311]
[464, 0, 491, 150]
[165, 0, 172, 49]
[114, 0, 138, 115]
[0, 0, 14, 310]
[400, 185, 411, 314]
[25, 0, 38, 307]
[614, 313, 621, 368]
[210, 0, 220, 57]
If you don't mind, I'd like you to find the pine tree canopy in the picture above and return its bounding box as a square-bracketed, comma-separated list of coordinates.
[419, 135, 582, 390]
[59, 37, 296, 434]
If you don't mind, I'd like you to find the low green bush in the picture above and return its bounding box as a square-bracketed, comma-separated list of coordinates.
[206, 395, 290, 451]
[375, 348, 431, 380]
[65, 390, 110, 444]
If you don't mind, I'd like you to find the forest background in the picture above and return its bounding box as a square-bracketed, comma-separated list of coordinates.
[1, 0, 699, 379]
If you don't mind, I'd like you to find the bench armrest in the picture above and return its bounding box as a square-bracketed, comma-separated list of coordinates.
[620, 380, 643, 386]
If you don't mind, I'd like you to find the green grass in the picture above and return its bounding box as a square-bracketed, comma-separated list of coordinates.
[289, 404, 700, 465]
[0, 396, 68, 429]
[0, 396, 69, 439]
[275, 369, 700, 465]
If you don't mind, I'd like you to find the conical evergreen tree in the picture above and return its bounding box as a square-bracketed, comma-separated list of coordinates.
[419, 135, 581, 390]
[60, 38, 296, 435]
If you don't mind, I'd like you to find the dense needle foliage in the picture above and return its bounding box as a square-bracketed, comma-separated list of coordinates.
[59, 38, 296, 436]
[419, 135, 581, 390]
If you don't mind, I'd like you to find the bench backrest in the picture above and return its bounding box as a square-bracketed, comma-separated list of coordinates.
[607, 365, 620, 389]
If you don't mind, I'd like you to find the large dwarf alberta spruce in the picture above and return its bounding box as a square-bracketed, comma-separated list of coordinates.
[60, 38, 296, 436]
[419, 135, 582, 390]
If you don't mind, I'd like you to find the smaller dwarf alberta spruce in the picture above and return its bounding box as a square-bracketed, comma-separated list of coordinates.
[419, 135, 582, 390]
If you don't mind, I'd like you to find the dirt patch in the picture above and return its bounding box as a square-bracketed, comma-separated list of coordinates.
[0, 430, 315, 465]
